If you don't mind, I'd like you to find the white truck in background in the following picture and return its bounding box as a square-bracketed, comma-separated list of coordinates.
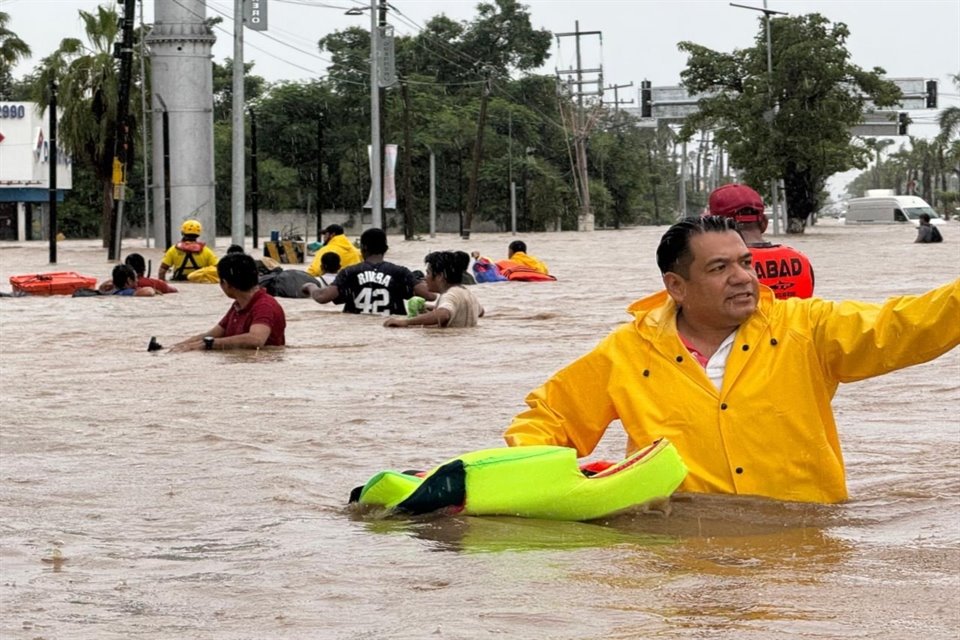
[844, 190, 944, 226]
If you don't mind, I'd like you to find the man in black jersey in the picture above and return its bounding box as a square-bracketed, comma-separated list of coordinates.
[302, 228, 435, 315]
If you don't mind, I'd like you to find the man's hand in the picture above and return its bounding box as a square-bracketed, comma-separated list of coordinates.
[383, 317, 408, 328]
[301, 282, 320, 298]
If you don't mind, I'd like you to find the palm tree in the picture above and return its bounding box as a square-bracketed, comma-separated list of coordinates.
[937, 74, 960, 142]
[0, 11, 30, 66]
[0, 11, 32, 99]
[32, 6, 141, 246]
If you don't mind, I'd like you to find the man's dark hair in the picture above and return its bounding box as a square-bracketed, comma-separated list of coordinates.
[124, 253, 146, 276]
[112, 264, 137, 289]
[226, 244, 245, 254]
[508, 240, 527, 254]
[320, 252, 341, 272]
[919, 213, 931, 223]
[657, 216, 739, 277]
[217, 253, 259, 291]
[323, 224, 345, 236]
[360, 228, 388, 256]
[424, 250, 471, 285]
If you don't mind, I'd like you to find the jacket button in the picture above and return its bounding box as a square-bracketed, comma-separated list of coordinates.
[742, 344, 750, 351]
[770, 338, 778, 346]
[642, 369, 650, 377]
[735, 467, 743, 474]
[720, 403, 728, 410]
[676, 355, 684, 363]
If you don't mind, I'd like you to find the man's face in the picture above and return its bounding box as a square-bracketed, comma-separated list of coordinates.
[322, 232, 333, 244]
[424, 266, 442, 293]
[665, 230, 759, 329]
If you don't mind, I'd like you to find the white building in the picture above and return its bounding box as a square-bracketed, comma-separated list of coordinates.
[0, 101, 72, 241]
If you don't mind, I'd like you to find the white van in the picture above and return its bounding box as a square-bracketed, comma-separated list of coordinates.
[844, 195, 944, 227]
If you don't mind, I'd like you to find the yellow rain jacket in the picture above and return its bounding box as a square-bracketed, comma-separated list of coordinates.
[307, 234, 362, 277]
[509, 251, 549, 275]
[504, 279, 960, 503]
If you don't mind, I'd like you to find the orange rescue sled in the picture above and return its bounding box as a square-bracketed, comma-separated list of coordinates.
[10, 272, 98, 296]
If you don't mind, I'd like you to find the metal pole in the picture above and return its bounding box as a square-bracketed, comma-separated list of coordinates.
[250, 108, 259, 248]
[510, 182, 517, 235]
[429, 150, 436, 238]
[48, 82, 58, 264]
[369, 0, 383, 229]
[161, 102, 172, 249]
[764, 0, 780, 235]
[231, 0, 246, 246]
[139, 0, 151, 247]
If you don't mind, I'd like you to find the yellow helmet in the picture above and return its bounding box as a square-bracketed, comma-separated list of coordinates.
[180, 219, 202, 236]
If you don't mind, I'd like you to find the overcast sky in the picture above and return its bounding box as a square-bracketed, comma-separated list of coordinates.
[4, 0, 959, 196]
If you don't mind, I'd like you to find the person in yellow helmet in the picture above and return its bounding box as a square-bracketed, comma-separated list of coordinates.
[158, 219, 219, 282]
[306, 224, 362, 278]
[504, 216, 959, 504]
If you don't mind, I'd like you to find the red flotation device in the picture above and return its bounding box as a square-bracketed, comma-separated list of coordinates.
[10, 272, 98, 296]
[495, 260, 557, 282]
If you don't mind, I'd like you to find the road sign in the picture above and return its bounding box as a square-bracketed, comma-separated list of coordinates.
[850, 111, 905, 137]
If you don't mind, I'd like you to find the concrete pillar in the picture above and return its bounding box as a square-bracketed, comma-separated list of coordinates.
[147, 0, 217, 248]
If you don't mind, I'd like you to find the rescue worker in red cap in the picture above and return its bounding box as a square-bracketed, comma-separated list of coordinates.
[708, 183, 814, 299]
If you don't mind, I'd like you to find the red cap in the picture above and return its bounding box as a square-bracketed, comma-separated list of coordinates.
[708, 184, 766, 224]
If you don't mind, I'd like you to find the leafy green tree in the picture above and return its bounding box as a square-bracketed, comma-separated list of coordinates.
[32, 5, 143, 245]
[678, 13, 901, 232]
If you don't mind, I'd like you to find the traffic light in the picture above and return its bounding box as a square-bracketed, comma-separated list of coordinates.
[641, 80, 652, 118]
[925, 80, 938, 109]
[897, 112, 909, 136]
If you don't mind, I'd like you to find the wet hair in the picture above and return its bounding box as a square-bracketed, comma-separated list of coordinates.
[320, 252, 341, 273]
[360, 228, 388, 256]
[217, 253, 259, 291]
[123, 253, 146, 276]
[508, 240, 527, 255]
[919, 213, 931, 223]
[424, 250, 470, 285]
[112, 264, 137, 290]
[656, 216, 739, 277]
[226, 244, 245, 254]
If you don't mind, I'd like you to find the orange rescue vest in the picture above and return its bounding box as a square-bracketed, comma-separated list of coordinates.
[750, 244, 814, 299]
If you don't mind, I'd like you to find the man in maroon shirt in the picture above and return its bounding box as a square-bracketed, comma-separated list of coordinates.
[171, 253, 286, 351]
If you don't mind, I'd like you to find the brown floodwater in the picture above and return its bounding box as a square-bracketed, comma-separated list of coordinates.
[1, 220, 958, 639]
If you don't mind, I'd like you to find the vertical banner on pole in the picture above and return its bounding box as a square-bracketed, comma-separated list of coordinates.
[364, 144, 398, 210]
[243, 0, 268, 30]
[383, 144, 397, 210]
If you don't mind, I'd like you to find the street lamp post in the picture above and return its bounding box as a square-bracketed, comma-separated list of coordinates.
[730, 1, 787, 235]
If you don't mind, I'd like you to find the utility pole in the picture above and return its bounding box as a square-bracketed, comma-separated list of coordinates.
[730, 1, 788, 234]
[369, 0, 382, 229]
[463, 69, 492, 240]
[250, 108, 259, 249]
[555, 21, 602, 232]
[48, 81, 58, 264]
[603, 81, 634, 113]
[231, 0, 245, 246]
[316, 113, 324, 239]
[108, 0, 137, 260]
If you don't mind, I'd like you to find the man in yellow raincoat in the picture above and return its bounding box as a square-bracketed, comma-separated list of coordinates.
[504, 216, 960, 504]
[306, 224, 362, 278]
[504, 240, 549, 275]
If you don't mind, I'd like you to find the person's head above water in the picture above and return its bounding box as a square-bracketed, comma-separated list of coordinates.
[360, 228, 388, 258]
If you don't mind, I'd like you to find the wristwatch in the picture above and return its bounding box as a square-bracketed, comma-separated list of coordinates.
[203, 336, 215, 351]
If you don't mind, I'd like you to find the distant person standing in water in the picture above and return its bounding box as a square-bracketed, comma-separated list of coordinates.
[708, 183, 815, 299]
[915, 213, 944, 243]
